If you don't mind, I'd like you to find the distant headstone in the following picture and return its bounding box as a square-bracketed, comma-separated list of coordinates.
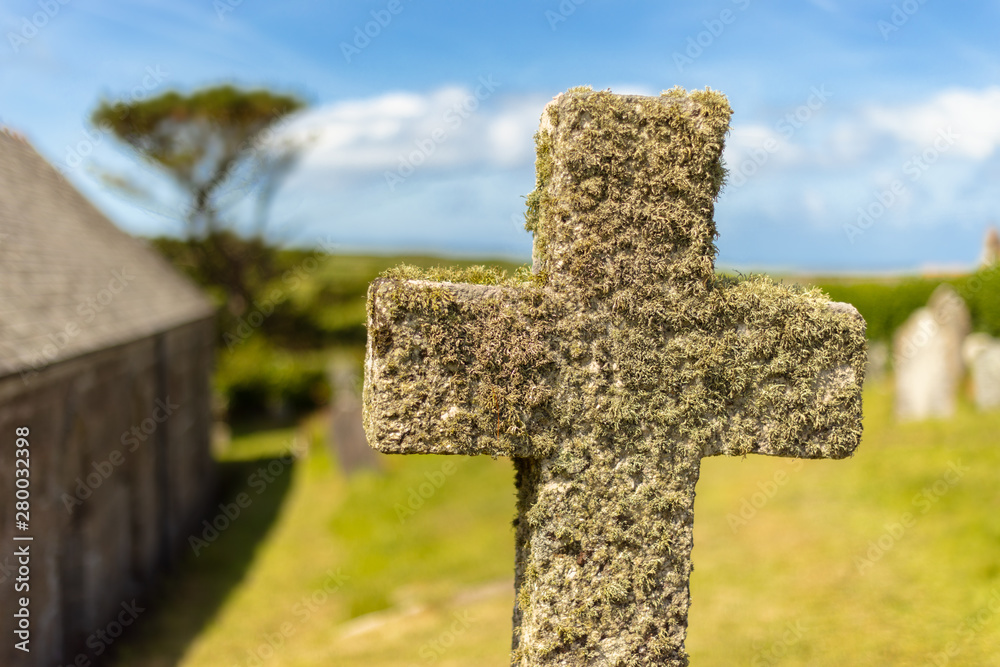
[328, 359, 379, 473]
[866, 340, 889, 384]
[982, 226, 1000, 267]
[363, 88, 867, 665]
[963, 333, 1000, 411]
[893, 284, 971, 420]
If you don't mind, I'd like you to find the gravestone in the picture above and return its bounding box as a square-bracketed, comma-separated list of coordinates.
[893, 284, 971, 421]
[982, 226, 1000, 267]
[963, 333, 1000, 411]
[363, 87, 867, 666]
[328, 358, 379, 473]
[866, 340, 889, 385]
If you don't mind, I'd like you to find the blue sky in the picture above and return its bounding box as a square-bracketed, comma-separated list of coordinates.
[3, 0, 1000, 272]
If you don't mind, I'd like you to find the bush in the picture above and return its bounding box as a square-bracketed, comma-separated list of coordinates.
[954, 265, 1000, 338]
[214, 337, 330, 417]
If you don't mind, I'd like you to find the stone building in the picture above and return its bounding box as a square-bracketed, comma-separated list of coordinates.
[0, 130, 216, 666]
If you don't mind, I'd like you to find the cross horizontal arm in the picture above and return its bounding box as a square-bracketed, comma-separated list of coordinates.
[698, 279, 867, 460]
[363, 277, 555, 458]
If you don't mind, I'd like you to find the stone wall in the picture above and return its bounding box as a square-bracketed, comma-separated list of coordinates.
[0, 317, 215, 667]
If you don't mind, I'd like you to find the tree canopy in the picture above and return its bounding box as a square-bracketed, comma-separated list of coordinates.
[92, 85, 308, 315]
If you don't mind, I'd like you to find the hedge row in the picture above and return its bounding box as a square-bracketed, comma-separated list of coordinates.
[815, 265, 1000, 342]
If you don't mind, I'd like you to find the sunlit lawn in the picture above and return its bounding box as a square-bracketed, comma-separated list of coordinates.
[113, 379, 1000, 665]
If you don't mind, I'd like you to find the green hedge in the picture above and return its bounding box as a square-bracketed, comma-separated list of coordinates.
[815, 265, 1000, 342]
[214, 337, 330, 417]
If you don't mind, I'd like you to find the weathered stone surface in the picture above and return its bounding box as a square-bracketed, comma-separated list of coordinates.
[364, 87, 867, 666]
[893, 284, 971, 421]
[964, 333, 1000, 410]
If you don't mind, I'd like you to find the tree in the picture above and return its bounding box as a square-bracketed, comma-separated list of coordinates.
[92, 85, 307, 314]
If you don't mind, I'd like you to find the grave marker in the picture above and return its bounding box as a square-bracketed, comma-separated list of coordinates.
[964, 333, 1000, 411]
[364, 87, 867, 665]
[894, 284, 970, 421]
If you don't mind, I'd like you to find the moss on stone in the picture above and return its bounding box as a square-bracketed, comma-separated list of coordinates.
[364, 87, 866, 666]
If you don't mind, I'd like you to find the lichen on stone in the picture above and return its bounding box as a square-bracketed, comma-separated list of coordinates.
[363, 87, 867, 666]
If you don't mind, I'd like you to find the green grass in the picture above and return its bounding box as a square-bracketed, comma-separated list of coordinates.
[688, 380, 1000, 665]
[112, 381, 1000, 666]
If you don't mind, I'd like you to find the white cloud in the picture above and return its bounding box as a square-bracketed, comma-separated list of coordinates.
[863, 87, 1000, 160]
[723, 123, 806, 177]
[488, 114, 531, 167]
[727, 124, 792, 157]
[826, 119, 869, 163]
[802, 188, 826, 221]
[276, 87, 547, 174]
[723, 86, 1000, 179]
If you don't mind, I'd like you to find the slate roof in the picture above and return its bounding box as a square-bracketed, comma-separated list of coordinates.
[0, 130, 214, 379]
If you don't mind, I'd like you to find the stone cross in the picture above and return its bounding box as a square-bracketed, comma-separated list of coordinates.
[364, 87, 866, 666]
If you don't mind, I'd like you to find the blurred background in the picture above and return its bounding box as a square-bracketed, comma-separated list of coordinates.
[2, 1, 1000, 665]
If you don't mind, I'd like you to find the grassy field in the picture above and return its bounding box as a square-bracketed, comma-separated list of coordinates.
[111, 379, 1000, 666]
